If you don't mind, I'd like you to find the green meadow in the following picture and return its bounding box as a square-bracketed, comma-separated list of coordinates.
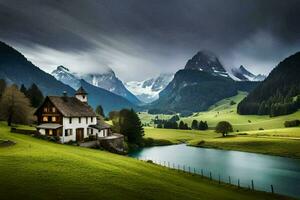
[141, 92, 300, 159]
[0, 122, 289, 200]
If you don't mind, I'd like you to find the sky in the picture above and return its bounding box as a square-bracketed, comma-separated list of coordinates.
[0, 0, 299, 81]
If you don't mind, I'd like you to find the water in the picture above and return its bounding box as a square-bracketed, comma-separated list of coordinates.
[129, 144, 300, 198]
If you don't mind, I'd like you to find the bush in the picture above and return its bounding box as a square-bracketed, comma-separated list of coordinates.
[258, 128, 264, 130]
[284, 120, 300, 127]
[230, 100, 236, 105]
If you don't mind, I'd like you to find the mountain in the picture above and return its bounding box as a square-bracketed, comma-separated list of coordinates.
[184, 50, 230, 78]
[238, 52, 300, 116]
[52, 66, 141, 105]
[125, 73, 174, 103]
[0, 41, 135, 113]
[149, 69, 237, 114]
[232, 65, 266, 81]
[0, 41, 75, 96]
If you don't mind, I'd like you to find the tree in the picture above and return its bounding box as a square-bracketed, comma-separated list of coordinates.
[191, 120, 198, 129]
[199, 120, 208, 130]
[26, 84, 44, 107]
[119, 109, 144, 145]
[215, 121, 233, 137]
[0, 85, 32, 126]
[0, 79, 6, 98]
[95, 105, 105, 117]
[20, 84, 27, 95]
[179, 121, 185, 129]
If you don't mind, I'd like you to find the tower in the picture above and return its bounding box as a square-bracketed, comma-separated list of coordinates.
[75, 86, 88, 103]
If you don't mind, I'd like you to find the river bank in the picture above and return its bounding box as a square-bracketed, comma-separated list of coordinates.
[143, 127, 300, 159]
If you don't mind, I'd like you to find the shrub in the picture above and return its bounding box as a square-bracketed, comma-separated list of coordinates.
[284, 120, 300, 127]
[258, 128, 264, 130]
[230, 100, 236, 105]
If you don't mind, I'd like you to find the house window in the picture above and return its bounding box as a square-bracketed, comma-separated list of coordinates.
[79, 117, 81, 123]
[49, 130, 53, 136]
[52, 116, 56, 122]
[69, 118, 72, 124]
[91, 117, 93, 123]
[52, 107, 56, 112]
[88, 128, 94, 135]
[86, 117, 88, 124]
[43, 116, 48, 122]
[44, 107, 48, 112]
[65, 129, 73, 136]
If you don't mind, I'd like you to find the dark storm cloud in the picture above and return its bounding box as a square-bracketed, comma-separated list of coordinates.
[0, 0, 299, 80]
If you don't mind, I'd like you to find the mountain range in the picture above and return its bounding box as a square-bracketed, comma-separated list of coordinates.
[0, 41, 135, 114]
[232, 65, 266, 81]
[125, 73, 174, 103]
[149, 51, 260, 114]
[52, 66, 141, 105]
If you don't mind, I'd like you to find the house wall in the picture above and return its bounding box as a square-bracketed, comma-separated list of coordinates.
[89, 128, 109, 138]
[62, 116, 97, 143]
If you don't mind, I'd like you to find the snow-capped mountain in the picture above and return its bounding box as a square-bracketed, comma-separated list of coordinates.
[231, 65, 266, 81]
[51, 66, 141, 105]
[125, 73, 174, 103]
[184, 50, 230, 78]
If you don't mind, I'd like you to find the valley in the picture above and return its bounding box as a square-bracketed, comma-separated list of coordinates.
[140, 92, 300, 159]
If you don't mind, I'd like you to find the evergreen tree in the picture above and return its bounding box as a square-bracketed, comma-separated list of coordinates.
[191, 120, 198, 129]
[179, 121, 185, 129]
[20, 84, 27, 95]
[119, 109, 144, 145]
[0, 85, 32, 126]
[95, 105, 105, 117]
[26, 84, 44, 107]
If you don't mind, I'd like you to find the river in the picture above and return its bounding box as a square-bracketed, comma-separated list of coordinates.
[129, 144, 300, 198]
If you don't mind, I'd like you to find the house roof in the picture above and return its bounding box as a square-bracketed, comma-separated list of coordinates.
[37, 123, 62, 129]
[89, 122, 111, 130]
[76, 86, 88, 95]
[35, 96, 96, 117]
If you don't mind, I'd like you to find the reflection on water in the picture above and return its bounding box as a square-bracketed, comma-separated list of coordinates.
[129, 144, 300, 198]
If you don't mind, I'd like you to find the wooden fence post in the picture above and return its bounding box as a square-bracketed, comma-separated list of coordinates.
[210, 172, 212, 180]
[251, 180, 254, 190]
[238, 179, 240, 188]
[229, 176, 231, 184]
[218, 174, 221, 184]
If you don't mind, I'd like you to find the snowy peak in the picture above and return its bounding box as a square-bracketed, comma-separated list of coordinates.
[231, 65, 266, 81]
[125, 73, 174, 103]
[184, 50, 230, 78]
[51, 66, 141, 105]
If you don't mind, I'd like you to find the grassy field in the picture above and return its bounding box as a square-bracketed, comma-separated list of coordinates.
[144, 127, 300, 159]
[0, 122, 290, 200]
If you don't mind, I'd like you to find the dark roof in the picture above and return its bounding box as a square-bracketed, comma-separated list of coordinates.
[76, 86, 88, 95]
[89, 122, 111, 130]
[45, 96, 96, 117]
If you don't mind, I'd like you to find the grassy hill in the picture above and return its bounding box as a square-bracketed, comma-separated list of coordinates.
[141, 91, 300, 131]
[0, 122, 290, 200]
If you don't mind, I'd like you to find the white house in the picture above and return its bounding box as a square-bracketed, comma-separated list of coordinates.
[34, 87, 111, 143]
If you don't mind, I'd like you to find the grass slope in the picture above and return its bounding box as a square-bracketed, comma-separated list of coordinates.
[0, 123, 289, 200]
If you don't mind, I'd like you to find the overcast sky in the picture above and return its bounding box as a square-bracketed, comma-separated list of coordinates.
[0, 0, 299, 81]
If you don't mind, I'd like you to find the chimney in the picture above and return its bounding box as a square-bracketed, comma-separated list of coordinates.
[62, 91, 68, 102]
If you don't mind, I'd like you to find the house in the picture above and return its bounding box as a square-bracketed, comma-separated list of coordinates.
[34, 87, 111, 143]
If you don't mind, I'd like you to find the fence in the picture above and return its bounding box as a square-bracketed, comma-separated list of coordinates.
[136, 157, 276, 195]
[10, 127, 37, 135]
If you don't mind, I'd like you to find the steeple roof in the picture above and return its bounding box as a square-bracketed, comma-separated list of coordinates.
[75, 86, 87, 95]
